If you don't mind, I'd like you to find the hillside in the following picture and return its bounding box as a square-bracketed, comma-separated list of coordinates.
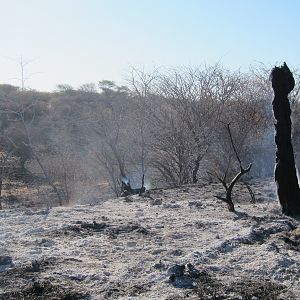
[1, 180, 300, 299]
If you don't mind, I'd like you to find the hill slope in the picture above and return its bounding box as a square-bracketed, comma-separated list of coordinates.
[1, 180, 300, 299]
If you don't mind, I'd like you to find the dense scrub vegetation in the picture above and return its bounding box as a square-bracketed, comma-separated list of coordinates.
[0, 64, 299, 207]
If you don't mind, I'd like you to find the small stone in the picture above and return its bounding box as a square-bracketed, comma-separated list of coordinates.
[171, 276, 194, 288]
[31, 260, 40, 272]
[167, 264, 185, 278]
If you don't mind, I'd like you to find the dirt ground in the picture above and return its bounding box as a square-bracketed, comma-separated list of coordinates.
[1, 180, 300, 299]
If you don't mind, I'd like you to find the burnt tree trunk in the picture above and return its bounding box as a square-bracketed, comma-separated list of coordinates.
[271, 63, 300, 216]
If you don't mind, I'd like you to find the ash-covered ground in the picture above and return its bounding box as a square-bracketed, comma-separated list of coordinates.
[1, 180, 300, 299]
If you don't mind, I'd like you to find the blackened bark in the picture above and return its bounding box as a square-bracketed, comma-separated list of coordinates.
[271, 63, 300, 216]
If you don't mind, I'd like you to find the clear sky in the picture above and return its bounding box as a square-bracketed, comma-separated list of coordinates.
[0, 0, 299, 91]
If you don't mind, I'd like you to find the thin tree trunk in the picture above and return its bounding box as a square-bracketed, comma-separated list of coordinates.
[192, 155, 201, 184]
[192, 149, 208, 183]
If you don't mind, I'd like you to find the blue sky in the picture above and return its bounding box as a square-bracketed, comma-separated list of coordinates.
[0, 0, 299, 91]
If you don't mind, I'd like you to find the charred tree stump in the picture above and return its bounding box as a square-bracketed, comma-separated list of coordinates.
[121, 174, 146, 196]
[271, 63, 300, 216]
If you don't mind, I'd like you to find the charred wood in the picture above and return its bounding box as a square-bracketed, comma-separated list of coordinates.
[271, 63, 300, 216]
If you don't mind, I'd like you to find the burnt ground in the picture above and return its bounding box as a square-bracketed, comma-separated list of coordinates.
[1, 180, 300, 299]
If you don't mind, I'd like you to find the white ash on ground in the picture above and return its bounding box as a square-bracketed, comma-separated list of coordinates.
[0, 179, 300, 299]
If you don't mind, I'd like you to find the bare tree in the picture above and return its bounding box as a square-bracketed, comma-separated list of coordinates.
[93, 82, 130, 196]
[1, 58, 64, 205]
[210, 124, 252, 212]
[136, 65, 241, 185]
[128, 68, 157, 178]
